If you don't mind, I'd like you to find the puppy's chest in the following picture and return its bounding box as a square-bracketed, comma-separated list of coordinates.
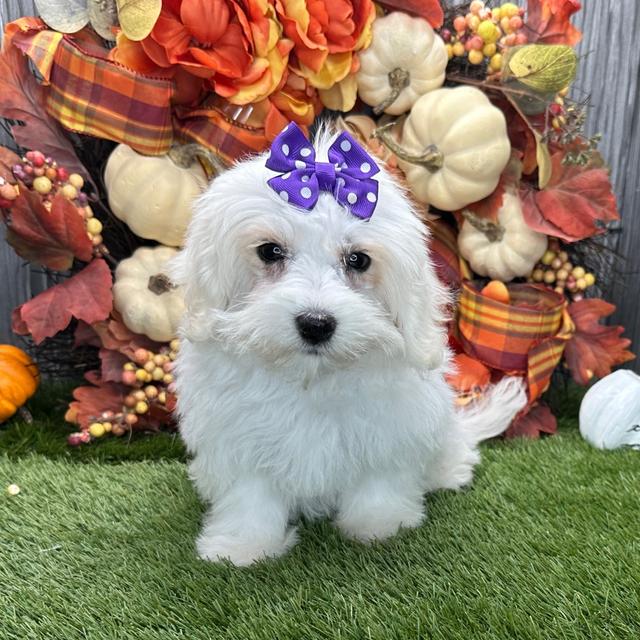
[208, 367, 446, 496]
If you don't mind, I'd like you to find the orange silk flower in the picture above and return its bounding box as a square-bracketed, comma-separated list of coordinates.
[275, 0, 376, 90]
[112, 0, 292, 105]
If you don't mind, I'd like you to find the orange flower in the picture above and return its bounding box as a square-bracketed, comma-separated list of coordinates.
[111, 0, 292, 105]
[275, 0, 376, 90]
[248, 71, 321, 139]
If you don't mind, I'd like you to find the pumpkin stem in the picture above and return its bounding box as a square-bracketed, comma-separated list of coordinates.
[148, 274, 176, 296]
[373, 123, 444, 172]
[167, 144, 227, 180]
[462, 210, 505, 242]
[18, 406, 33, 424]
[373, 67, 411, 115]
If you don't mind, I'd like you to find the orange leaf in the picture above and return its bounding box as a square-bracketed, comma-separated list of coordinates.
[525, 0, 582, 46]
[4, 190, 94, 270]
[564, 299, 635, 385]
[520, 150, 619, 242]
[12, 259, 113, 344]
[376, 0, 443, 28]
[505, 402, 557, 439]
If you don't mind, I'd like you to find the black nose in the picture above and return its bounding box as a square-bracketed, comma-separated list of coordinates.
[295, 312, 337, 345]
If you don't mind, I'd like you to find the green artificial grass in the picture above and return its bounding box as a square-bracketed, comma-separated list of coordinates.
[0, 384, 638, 639]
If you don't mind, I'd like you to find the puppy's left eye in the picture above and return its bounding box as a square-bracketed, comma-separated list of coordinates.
[345, 252, 371, 272]
[257, 243, 286, 263]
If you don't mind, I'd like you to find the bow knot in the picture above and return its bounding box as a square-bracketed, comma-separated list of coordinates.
[265, 123, 380, 220]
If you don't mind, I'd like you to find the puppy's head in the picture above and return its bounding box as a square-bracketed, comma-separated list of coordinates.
[171, 128, 449, 374]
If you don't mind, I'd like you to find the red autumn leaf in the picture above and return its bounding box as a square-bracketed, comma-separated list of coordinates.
[520, 150, 619, 242]
[564, 298, 635, 385]
[100, 348, 128, 383]
[90, 313, 162, 359]
[525, 0, 582, 46]
[377, 0, 443, 27]
[12, 259, 113, 344]
[505, 402, 557, 439]
[0, 46, 89, 180]
[4, 189, 93, 270]
[65, 371, 125, 429]
[74, 320, 103, 348]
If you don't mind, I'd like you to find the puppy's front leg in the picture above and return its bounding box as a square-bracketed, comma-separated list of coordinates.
[197, 475, 296, 566]
[336, 471, 425, 543]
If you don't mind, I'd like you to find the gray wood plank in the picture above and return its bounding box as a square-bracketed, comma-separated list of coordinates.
[0, 0, 37, 347]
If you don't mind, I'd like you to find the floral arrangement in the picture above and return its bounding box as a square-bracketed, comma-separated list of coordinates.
[0, 0, 634, 444]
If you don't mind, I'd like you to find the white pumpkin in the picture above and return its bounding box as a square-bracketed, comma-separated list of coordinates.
[393, 86, 511, 211]
[580, 370, 640, 450]
[113, 246, 185, 342]
[104, 144, 208, 247]
[458, 190, 548, 281]
[357, 12, 447, 115]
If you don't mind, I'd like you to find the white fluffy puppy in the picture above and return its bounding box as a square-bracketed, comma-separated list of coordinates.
[171, 125, 526, 566]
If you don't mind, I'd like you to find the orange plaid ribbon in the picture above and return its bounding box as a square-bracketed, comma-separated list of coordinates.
[458, 281, 574, 402]
[4, 18, 272, 161]
[6, 18, 175, 156]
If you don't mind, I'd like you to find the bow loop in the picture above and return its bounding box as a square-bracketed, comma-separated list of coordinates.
[266, 123, 380, 220]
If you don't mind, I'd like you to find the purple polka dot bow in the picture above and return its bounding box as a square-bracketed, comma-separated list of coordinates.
[266, 123, 380, 220]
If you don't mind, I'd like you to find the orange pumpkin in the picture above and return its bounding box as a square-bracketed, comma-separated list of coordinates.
[0, 345, 40, 423]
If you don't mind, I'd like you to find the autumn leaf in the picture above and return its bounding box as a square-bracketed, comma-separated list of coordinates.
[519, 150, 619, 242]
[0, 45, 89, 180]
[3, 190, 93, 270]
[65, 370, 125, 429]
[89, 313, 162, 359]
[505, 44, 577, 94]
[525, 0, 582, 46]
[100, 348, 128, 383]
[12, 259, 113, 344]
[377, 0, 443, 27]
[564, 298, 635, 386]
[505, 402, 557, 439]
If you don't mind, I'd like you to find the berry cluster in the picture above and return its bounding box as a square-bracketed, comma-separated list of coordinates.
[530, 241, 596, 301]
[442, 1, 528, 71]
[0, 151, 105, 249]
[549, 87, 570, 130]
[68, 340, 179, 445]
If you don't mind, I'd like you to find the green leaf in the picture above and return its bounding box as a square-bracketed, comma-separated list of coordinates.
[506, 44, 577, 95]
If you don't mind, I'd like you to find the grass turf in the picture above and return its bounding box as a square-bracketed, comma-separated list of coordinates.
[0, 386, 639, 639]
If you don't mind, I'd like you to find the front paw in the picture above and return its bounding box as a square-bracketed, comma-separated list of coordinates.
[197, 529, 298, 566]
[337, 506, 424, 543]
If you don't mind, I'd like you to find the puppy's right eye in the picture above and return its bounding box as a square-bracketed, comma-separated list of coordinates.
[257, 243, 285, 263]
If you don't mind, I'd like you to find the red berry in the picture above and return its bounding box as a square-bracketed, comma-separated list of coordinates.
[56, 167, 69, 182]
[549, 103, 564, 116]
[31, 151, 45, 167]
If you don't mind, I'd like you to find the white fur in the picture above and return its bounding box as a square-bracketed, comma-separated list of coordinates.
[171, 129, 527, 566]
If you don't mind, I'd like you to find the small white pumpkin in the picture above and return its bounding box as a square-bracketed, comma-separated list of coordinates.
[356, 12, 447, 115]
[387, 86, 511, 211]
[104, 144, 208, 247]
[113, 246, 184, 342]
[458, 190, 548, 282]
[580, 370, 640, 450]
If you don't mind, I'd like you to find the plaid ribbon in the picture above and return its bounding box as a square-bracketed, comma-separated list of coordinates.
[46, 37, 175, 155]
[4, 18, 273, 161]
[174, 99, 270, 165]
[458, 281, 574, 402]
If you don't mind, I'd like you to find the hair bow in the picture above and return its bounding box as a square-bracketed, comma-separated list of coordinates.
[265, 123, 380, 220]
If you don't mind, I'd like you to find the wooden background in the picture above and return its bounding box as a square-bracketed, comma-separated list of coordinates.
[1, 0, 639, 371]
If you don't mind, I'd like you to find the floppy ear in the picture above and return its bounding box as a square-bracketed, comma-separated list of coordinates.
[396, 252, 451, 370]
[168, 185, 234, 342]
